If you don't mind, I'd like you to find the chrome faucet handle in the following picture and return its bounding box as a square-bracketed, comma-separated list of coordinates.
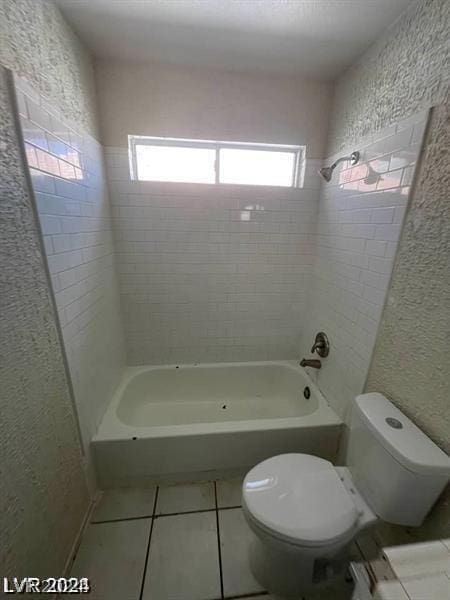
[310, 332, 330, 358]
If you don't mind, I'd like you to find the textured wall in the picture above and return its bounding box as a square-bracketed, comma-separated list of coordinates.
[328, 0, 449, 155]
[0, 0, 98, 137]
[0, 67, 89, 578]
[367, 102, 450, 540]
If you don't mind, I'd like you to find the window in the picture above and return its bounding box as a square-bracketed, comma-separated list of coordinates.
[134, 144, 216, 184]
[129, 136, 303, 187]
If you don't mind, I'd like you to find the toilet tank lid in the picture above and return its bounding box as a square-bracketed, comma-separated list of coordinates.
[354, 393, 450, 477]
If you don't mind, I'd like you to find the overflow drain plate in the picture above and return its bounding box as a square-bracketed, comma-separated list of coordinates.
[386, 417, 403, 429]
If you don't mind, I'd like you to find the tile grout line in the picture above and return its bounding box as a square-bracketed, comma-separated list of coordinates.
[161, 504, 242, 515]
[154, 507, 217, 518]
[91, 514, 153, 525]
[138, 486, 159, 600]
[214, 481, 225, 600]
[91, 504, 242, 525]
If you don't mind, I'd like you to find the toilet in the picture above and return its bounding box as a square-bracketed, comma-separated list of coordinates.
[242, 393, 450, 598]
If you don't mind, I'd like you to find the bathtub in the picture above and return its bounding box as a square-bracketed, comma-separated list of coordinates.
[92, 361, 342, 487]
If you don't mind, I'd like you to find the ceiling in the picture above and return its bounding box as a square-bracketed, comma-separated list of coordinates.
[56, 0, 414, 80]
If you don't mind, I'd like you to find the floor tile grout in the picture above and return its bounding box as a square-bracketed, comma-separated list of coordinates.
[155, 507, 216, 517]
[138, 486, 159, 600]
[70, 480, 362, 600]
[90, 501, 242, 525]
[91, 514, 153, 524]
[214, 481, 226, 600]
[84, 481, 246, 599]
[154, 504, 242, 516]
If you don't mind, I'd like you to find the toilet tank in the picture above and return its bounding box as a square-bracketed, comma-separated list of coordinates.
[346, 393, 450, 527]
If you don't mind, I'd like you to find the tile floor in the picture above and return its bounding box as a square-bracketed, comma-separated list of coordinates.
[69, 478, 360, 600]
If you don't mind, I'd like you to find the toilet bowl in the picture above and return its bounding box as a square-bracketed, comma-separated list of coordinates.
[242, 454, 376, 597]
[242, 393, 450, 598]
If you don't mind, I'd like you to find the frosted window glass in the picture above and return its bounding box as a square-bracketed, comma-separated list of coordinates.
[136, 145, 216, 183]
[219, 148, 296, 186]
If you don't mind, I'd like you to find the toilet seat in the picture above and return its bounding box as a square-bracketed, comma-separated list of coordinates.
[243, 454, 360, 548]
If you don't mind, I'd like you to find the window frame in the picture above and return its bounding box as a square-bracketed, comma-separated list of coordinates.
[128, 135, 304, 188]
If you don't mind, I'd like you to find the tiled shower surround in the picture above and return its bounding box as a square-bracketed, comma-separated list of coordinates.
[106, 150, 321, 364]
[15, 76, 428, 431]
[107, 110, 427, 416]
[299, 111, 429, 419]
[15, 77, 125, 458]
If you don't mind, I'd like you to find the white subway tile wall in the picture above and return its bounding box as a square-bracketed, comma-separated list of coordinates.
[15, 77, 125, 455]
[106, 150, 321, 364]
[299, 111, 429, 419]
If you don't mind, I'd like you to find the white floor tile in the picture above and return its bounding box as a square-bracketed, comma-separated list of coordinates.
[156, 481, 215, 514]
[70, 520, 151, 600]
[373, 580, 409, 600]
[216, 477, 243, 507]
[142, 512, 221, 600]
[402, 572, 450, 599]
[219, 507, 265, 597]
[383, 540, 450, 579]
[91, 488, 156, 522]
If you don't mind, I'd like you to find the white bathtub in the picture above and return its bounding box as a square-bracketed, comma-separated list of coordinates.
[93, 361, 342, 487]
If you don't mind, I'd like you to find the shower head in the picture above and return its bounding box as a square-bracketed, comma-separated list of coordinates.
[318, 151, 360, 182]
[318, 166, 334, 182]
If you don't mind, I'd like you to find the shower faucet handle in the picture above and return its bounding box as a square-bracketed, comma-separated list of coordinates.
[310, 332, 330, 358]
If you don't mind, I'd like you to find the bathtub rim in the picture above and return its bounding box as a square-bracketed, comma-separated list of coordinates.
[93, 360, 341, 442]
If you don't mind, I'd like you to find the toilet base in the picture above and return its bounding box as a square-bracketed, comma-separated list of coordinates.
[248, 533, 351, 598]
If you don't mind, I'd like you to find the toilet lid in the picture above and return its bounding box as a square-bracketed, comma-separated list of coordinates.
[243, 454, 359, 547]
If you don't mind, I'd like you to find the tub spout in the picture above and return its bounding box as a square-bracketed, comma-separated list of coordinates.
[300, 358, 322, 369]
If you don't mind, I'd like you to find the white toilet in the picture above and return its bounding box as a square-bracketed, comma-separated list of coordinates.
[242, 393, 450, 598]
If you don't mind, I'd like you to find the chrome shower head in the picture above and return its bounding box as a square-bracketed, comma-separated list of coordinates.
[318, 151, 360, 182]
[318, 166, 334, 182]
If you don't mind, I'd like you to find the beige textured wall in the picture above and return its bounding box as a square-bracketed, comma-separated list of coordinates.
[0, 0, 98, 137]
[95, 59, 332, 157]
[0, 66, 89, 579]
[0, 0, 99, 578]
[326, 0, 449, 538]
[367, 102, 450, 541]
[328, 0, 449, 155]
[368, 104, 450, 452]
